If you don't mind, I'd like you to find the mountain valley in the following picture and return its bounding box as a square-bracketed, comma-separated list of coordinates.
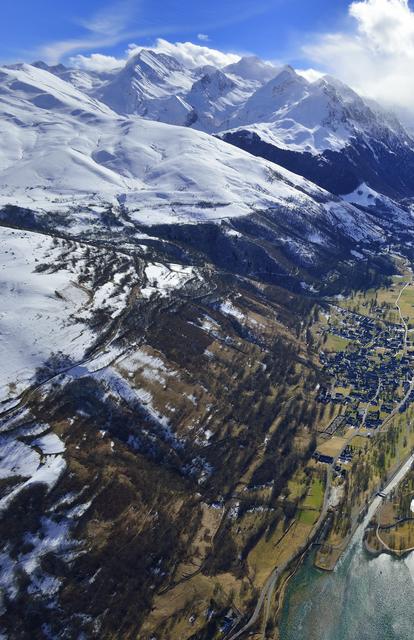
[2, 39, 414, 640]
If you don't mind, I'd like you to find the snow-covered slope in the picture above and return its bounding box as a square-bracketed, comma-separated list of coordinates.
[32, 60, 114, 93]
[0, 227, 94, 402]
[0, 61, 383, 237]
[223, 68, 413, 155]
[220, 71, 414, 198]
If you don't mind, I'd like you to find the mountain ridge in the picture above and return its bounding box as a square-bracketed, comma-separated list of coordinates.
[29, 47, 414, 203]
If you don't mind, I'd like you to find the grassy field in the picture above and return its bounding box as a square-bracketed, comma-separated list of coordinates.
[142, 570, 250, 639]
[398, 285, 414, 325]
[287, 470, 307, 501]
[298, 509, 320, 525]
[378, 520, 414, 552]
[316, 436, 347, 458]
[350, 434, 369, 451]
[302, 476, 324, 510]
[249, 519, 313, 586]
[325, 333, 350, 352]
[338, 273, 410, 323]
[248, 470, 325, 587]
[333, 385, 352, 396]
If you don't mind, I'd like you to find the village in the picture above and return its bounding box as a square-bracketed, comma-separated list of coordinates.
[314, 296, 414, 467]
[303, 276, 414, 571]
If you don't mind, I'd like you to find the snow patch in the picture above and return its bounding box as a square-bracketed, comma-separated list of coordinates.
[220, 300, 245, 322]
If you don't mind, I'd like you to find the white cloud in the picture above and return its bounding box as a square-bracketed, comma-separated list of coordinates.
[69, 53, 124, 72]
[197, 33, 210, 42]
[127, 38, 240, 68]
[349, 0, 414, 54]
[40, 37, 117, 64]
[304, 0, 414, 115]
[77, 0, 138, 37]
[296, 68, 325, 83]
[37, 1, 184, 64]
[70, 38, 240, 73]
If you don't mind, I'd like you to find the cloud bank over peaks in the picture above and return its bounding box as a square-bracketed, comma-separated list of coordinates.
[71, 52, 124, 72]
[70, 38, 241, 72]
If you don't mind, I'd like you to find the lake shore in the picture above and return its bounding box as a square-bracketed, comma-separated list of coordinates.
[279, 451, 414, 638]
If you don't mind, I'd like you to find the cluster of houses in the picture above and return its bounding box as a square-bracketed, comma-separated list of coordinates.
[338, 445, 353, 464]
[318, 307, 414, 430]
[313, 445, 354, 468]
[328, 308, 379, 343]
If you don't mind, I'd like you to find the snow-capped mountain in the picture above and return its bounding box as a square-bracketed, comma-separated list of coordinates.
[40, 47, 414, 202]
[222, 67, 394, 153]
[95, 49, 195, 118]
[184, 68, 255, 132]
[0, 60, 385, 244]
[220, 69, 414, 198]
[223, 55, 279, 83]
[87, 51, 279, 126]
[39, 50, 277, 130]
[184, 56, 281, 131]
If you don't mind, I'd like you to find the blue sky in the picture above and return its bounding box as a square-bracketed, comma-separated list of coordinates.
[1, 0, 353, 65]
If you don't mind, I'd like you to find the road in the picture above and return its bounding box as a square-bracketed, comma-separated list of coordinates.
[362, 381, 381, 427]
[396, 280, 410, 351]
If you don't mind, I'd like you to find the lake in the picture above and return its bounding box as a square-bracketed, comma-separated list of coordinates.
[280, 494, 414, 639]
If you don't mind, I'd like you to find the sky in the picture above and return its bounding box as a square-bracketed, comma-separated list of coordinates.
[2, 0, 414, 114]
[0, 0, 352, 65]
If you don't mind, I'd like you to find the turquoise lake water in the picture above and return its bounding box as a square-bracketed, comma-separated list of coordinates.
[280, 535, 414, 639]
